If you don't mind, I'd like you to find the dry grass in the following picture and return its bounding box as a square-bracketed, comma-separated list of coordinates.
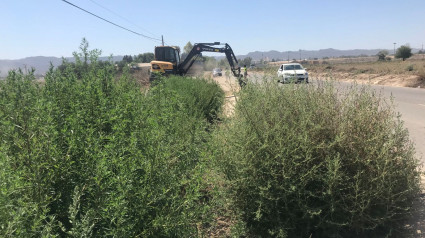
[307, 58, 425, 75]
[130, 66, 150, 86]
[295, 58, 425, 88]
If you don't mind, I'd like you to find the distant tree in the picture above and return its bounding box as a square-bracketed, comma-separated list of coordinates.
[134, 53, 154, 63]
[239, 57, 252, 67]
[377, 50, 389, 61]
[395, 45, 412, 61]
[246, 57, 252, 66]
[184, 42, 193, 54]
[117, 60, 126, 70]
[133, 54, 141, 63]
[219, 58, 229, 68]
[181, 42, 193, 61]
[145, 53, 154, 62]
[122, 55, 133, 63]
[418, 50, 424, 54]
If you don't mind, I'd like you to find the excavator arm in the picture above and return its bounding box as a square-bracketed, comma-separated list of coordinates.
[178, 42, 241, 78]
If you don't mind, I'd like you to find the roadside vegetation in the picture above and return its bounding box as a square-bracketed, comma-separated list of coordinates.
[0, 42, 421, 237]
[307, 59, 425, 77]
[303, 56, 425, 88]
[0, 43, 223, 237]
[211, 80, 421, 237]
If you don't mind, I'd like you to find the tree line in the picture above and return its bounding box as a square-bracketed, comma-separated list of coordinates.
[377, 45, 414, 61]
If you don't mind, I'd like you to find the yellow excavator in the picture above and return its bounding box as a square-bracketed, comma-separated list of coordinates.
[149, 42, 241, 81]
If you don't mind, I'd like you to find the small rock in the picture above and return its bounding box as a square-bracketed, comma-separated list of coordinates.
[417, 230, 422, 234]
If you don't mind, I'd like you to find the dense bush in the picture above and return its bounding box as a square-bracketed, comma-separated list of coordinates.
[0, 47, 223, 236]
[1, 40, 420, 237]
[213, 80, 421, 237]
[156, 75, 224, 122]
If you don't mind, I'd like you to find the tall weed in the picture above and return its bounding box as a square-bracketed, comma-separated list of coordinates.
[154, 75, 224, 122]
[0, 43, 221, 236]
[213, 80, 421, 237]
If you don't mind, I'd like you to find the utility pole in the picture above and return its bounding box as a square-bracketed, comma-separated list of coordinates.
[299, 49, 301, 61]
[287, 51, 289, 62]
[422, 43, 424, 60]
[162, 35, 164, 46]
[393, 43, 396, 56]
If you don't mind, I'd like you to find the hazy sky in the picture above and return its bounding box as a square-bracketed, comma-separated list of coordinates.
[1, 0, 425, 59]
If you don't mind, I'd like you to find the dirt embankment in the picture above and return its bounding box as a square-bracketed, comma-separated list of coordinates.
[207, 72, 241, 117]
[313, 72, 425, 88]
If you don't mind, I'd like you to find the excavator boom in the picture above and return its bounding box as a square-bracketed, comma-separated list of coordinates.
[178, 42, 241, 77]
[149, 42, 241, 81]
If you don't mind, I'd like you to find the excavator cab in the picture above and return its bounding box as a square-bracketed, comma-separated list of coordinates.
[149, 46, 180, 79]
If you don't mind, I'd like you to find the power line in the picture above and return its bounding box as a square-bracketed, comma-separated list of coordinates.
[88, 0, 173, 46]
[61, 0, 161, 42]
[88, 0, 160, 40]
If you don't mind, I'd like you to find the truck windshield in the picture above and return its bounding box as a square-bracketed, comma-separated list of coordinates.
[155, 47, 177, 62]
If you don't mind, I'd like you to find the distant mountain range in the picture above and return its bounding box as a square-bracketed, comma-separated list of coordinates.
[0, 56, 122, 77]
[1, 48, 421, 77]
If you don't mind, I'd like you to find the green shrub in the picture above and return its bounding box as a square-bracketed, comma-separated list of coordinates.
[154, 75, 224, 122]
[213, 80, 420, 237]
[0, 69, 60, 236]
[0, 44, 217, 236]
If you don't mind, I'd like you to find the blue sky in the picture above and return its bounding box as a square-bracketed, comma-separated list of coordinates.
[1, 0, 425, 59]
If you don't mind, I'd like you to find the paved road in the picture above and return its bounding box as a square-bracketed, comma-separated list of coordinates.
[383, 86, 425, 162]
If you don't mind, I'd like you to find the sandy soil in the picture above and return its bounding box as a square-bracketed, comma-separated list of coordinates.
[131, 67, 150, 86]
[208, 72, 241, 117]
[314, 72, 425, 88]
